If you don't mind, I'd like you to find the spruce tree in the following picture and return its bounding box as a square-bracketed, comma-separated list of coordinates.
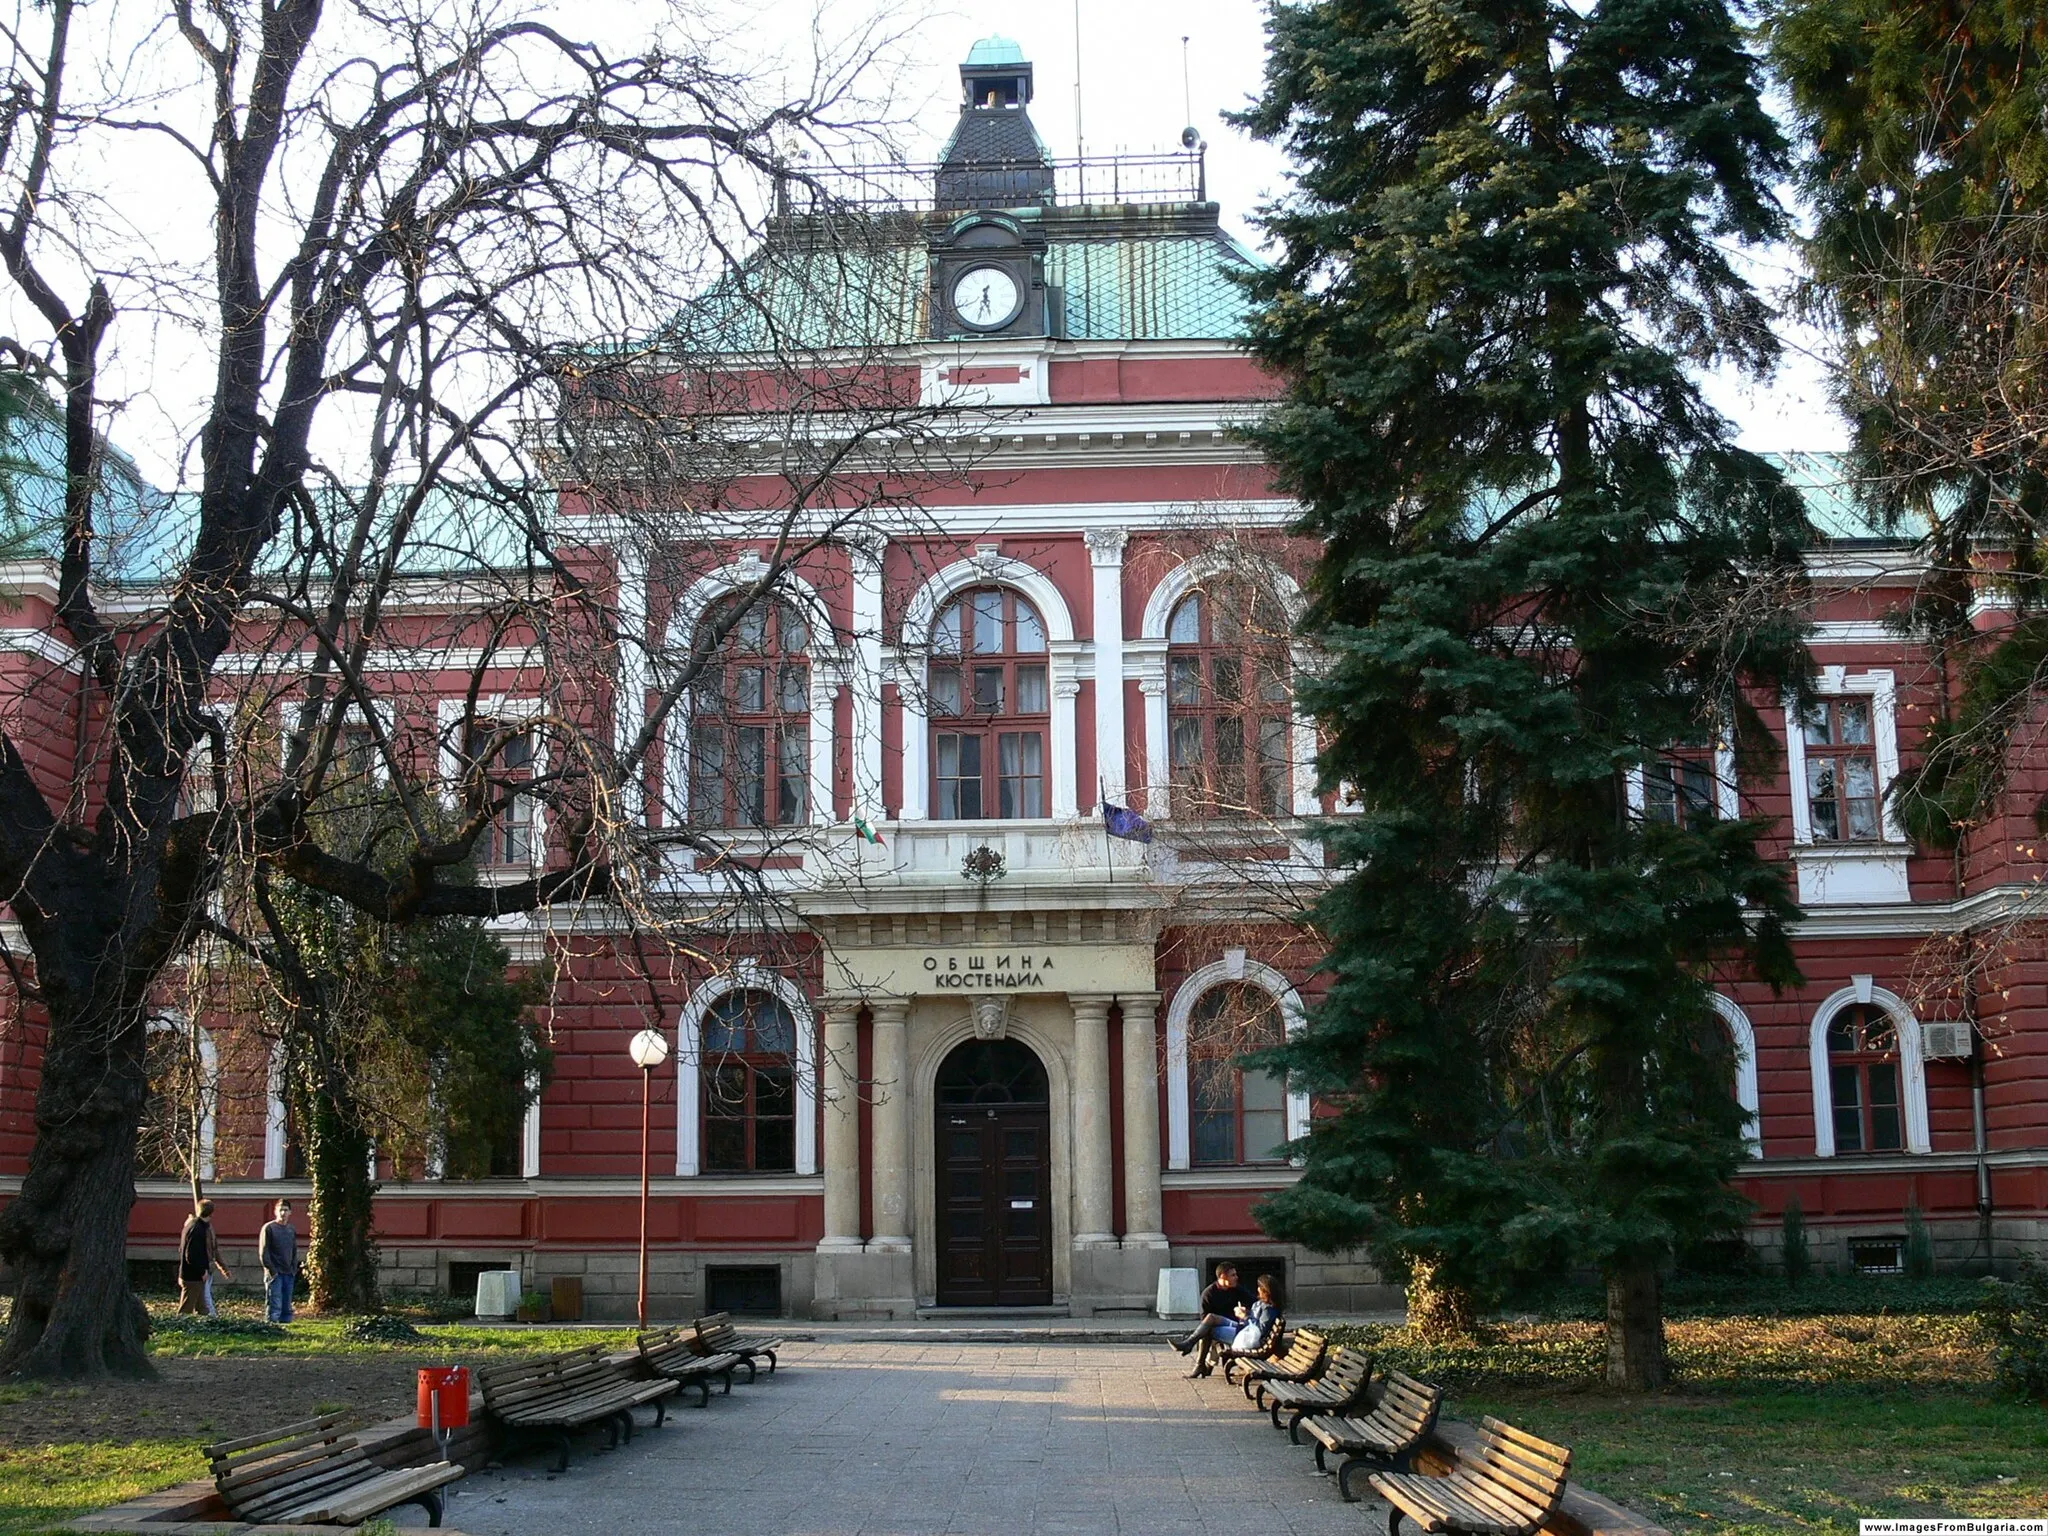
[1236, 0, 1814, 1386]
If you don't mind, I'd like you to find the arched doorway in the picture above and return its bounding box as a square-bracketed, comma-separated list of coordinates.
[934, 1038, 1053, 1306]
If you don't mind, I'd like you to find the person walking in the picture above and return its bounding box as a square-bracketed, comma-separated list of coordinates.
[178, 1200, 230, 1315]
[259, 1200, 299, 1323]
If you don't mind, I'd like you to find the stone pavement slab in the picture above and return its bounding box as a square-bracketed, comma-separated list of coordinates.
[444, 1340, 1387, 1536]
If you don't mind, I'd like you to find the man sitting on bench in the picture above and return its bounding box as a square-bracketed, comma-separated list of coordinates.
[1170, 1262, 1252, 1378]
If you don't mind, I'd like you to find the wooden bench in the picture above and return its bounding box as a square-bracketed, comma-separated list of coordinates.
[1371, 1416, 1572, 1536]
[478, 1344, 678, 1472]
[1235, 1326, 1327, 1396]
[205, 1411, 465, 1528]
[1302, 1368, 1446, 1502]
[693, 1310, 785, 1380]
[1263, 1344, 1375, 1439]
[638, 1325, 744, 1406]
[1213, 1314, 1286, 1378]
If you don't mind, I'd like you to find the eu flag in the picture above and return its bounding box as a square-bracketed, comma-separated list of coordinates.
[1102, 802, 1154, 844]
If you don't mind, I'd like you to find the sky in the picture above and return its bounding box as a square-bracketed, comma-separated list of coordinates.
[43, 0, 1848, 485]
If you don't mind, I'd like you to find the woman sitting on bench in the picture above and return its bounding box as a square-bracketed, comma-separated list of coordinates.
[1171, 1263, 1258, 1378]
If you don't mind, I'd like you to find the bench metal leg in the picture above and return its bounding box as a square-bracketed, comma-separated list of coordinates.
[718, 1369, 734, 1394]
[408, 1488, 446, 1527]
[760, 1350, 777, 1375]
[1268, 1399, 1286, 1430]
[1287, 1409, 1308, 1444]
[553, 1431, 572, 1475]
[1339, 1458, 1367, 1503]
[740, 1358, 758, 1383]
[651, 1399, 668, 1428]
[1388, 1505, 1404, 1536]
[690, 1378, 710, 1408]
[1313, 1443, 1329, 1474]
[606, 1413, 625, 1449]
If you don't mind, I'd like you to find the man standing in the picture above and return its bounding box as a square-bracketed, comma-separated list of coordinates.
[1169, 1261, 1251, 1378]
[259, 1200, 299, 1323]
[178, 1200, 231, 1315]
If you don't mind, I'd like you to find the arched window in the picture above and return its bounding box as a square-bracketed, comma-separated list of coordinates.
[691, 598, 810, 828]
[1165, 584, 1292, 818]
[1187, 984, 1289, 1166]
[702, 990, 798, 1173]
[930, 587, 1049, 819]
[1827, 1005, 1903, 1154]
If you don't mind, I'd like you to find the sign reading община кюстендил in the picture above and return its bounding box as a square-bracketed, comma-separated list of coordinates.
[821, 944, 1155, 997]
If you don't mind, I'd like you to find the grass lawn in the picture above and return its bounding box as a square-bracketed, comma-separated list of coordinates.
[0, 1295, 637, 1535]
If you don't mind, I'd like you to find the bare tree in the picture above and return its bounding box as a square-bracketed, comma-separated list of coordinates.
[0, 0, 975, 1378]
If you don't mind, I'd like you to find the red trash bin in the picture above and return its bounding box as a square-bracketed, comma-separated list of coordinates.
[417, 1366, 471, 1431]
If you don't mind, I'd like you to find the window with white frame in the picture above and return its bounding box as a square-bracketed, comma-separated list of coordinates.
[1187, 983, 1289, 1166]
[930, 586, 1049, 819]
[689, 596, 811, 828]
[1800, 698, 1881, 842]
[461, 720, 536, 866]
[1807, 981, 1930, 1156]
[1165, 583, 1292, 820]
[700, 990, 799, 1174]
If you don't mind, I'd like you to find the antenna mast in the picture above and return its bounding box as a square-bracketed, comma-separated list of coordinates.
[1181, 35, 1193, 128]
[1073, 0, 1085, 161]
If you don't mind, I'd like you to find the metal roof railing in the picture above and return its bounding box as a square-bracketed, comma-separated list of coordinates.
[775, 149, 1208, 215]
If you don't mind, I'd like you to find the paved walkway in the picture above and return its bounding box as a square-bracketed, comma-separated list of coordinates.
[443, 1340, 1388, 1536]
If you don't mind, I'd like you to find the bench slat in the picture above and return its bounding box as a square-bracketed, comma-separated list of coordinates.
[203, 1411, 356, 1462]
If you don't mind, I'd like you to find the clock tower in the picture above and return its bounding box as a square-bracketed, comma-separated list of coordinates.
[929, 38, 1059, 342]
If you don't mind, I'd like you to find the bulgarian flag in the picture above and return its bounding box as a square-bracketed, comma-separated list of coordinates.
[852, 815, 886, 847]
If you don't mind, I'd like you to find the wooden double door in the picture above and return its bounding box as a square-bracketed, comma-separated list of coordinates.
[933, 1038, 1053, 1307]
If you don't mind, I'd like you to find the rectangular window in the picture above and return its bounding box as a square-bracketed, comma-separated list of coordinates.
[972, 589, 1004, 653]
[704, 1063, 749, 1172]
[1867, 1062, 1903, 1152]
[1831, 1064, 1864, 1153]
[972, 666, 1005, 713]
[776, 727, 808, 826]
[690, 726, 725, 825]
[998, 731, 1044, 818]
[936, 733, 983, 819]
[1258, 718, 1291, 817]
[465, 724, 533, 865]
[1804, 699, 1881, 842]
[1215, 716, 1246, 811]
[777, 663, 807, 714]
[752, 1064, 796, 1172]
[734, 666, 767, 713]
[735, 726, 767, 827]
[931, 668, 963, 715]
[1014, 664, 1047, 712]
[1169, 715, 1203, 773]
[1168, 656, 1202, 707]
[1646, 756, 1717, 828]
[1190, 1058, 1237, 1167]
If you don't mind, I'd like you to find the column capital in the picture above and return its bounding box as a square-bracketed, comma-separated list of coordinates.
[867, 996, 911, 1026]
[818, 996, 866, 1022]
[1085, 527, 1130, 565]
[1068, 993, 1117, 1016]
[1113, 992, 1163, 1012]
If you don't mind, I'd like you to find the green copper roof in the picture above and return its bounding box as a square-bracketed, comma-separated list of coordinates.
[670, 222, 1262, 351]
[965, 36, 1026, 66]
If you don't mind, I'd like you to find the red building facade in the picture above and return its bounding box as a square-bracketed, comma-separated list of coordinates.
[1, 38, 2042, 1319]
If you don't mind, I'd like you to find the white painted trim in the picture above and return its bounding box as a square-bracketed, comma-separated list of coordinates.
[522, 1072, 542, 1178]
[614, 546, 649, 823]
[1807, 978, 1931, 1157]
[145, 1014, 217, 1182]
[264, 1046, 288, 1180]
[897, 554, 1079, 822]
[674, 963, 818, 1177]
[1163, 958, 1309, 1171]
[436, 695, 548, 869]
[1136, 548, 1306, 643]
[212, 645, 546, 676]
[1086, 529, 1129, 807]
[1784, 669, 1905, 846]
[1709, 994, 1762, 1159]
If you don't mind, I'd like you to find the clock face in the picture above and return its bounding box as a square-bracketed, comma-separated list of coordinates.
[951, 265, 1022, 330]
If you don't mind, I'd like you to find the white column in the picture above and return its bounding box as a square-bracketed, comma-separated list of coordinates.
[850, 539, 888, 819]
[818, 999, 863, 1252]
[808, 674, 838, 826]
[868, 998, 911, 1252]
[1051, 670, 1081, 820]
[1289, 641, 1319, 818]
[899, 657, 929, 820]
[1119, 994, 1166, 1247]
[1139, 674, 1170, 820]
[614, 546, 649, 821]
[1071, 994, 1117, 1247]
[1086, 529, 1129, 808]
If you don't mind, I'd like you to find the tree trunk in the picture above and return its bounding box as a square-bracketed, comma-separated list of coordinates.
[0, 983, 155, 1379]
[301, 1086, 381, 1315]
[1406, 1256, 1478, 1340]
[1605, 1262, 1668, 1390]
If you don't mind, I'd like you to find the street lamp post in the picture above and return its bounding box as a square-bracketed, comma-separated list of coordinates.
[627, 1027, 672, 1330]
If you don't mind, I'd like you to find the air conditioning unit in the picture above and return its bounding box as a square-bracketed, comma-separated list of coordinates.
[1922, 1021, 1975, 1059]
